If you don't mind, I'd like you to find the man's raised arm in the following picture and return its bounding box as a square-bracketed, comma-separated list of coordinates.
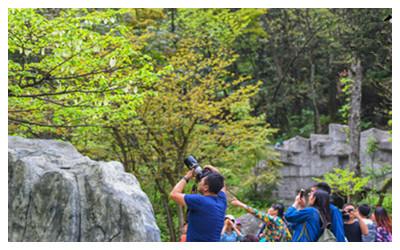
[169, 168, 195, 207]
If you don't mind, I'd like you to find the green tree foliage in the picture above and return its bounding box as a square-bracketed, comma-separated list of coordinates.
[330, 8, 392, 128]
[313, 168, 370, 204]
[8, 8, 159, 142]
[106, 35, 281, 241]
[9, 8, 392, 241]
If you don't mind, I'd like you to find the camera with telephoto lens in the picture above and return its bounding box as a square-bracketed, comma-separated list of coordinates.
[184, 156, 211, 182]
[341, 208, 354, 222]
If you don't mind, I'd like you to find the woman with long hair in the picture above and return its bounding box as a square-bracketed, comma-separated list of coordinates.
[372, 207, 392, 242]
[284, 189, 331, 242]
[231, 198, 292, 242]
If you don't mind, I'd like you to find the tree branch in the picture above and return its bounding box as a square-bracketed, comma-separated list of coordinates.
[8, 117, 111, 128]
[271, 23, 326, 102]
[35, 96, 94, 108]
[8, 86, 123, 98]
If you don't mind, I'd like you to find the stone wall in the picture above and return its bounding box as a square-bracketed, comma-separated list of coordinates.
[269, 124, 392, 206]
[8, 137, 161, 242]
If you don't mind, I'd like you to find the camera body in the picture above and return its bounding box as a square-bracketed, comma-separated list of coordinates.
[341, 209, 354, 222]
[184, 156, 211, 182]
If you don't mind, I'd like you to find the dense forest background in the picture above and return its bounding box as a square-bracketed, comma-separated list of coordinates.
[8, 8, 391, 241]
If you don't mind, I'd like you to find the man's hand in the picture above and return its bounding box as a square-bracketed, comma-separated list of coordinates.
[351, 210, 361, 219]
[170, 169, 195, 207]
[231, 197, 246, 209]
[203, 165, 226, 193]
[203, 165, 219, 173]
[185, 168, 195, 180]
[352, 210, 369, 235]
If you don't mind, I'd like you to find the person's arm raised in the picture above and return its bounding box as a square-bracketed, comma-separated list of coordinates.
[231, 197, 247, 209]
[353, 211, 369, 235]
[169, 168, 195, 207]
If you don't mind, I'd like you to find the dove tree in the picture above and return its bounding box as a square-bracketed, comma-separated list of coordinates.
[8, 8, 162, 145]
[105, 34, 282, 241]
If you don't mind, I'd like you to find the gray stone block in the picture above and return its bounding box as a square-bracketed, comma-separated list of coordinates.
[282, 136, 310, 153]
[266, 125, 391, 206]
[329, 124, 349, 141]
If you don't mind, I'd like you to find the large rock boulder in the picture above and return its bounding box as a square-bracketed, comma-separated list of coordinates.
[237, 212, 266, 236]
[8, 137, 160, 242]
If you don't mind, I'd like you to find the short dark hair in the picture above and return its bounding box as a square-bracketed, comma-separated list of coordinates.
[204, 172, 224, 194]
[271, 203, 285, 218]
[241, 234, 259, 242]
[358, 203, 372, 217]
[313, 182, 331, 194]
[343, 202, 356, 210]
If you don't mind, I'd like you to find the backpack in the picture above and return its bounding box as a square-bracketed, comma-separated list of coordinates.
[297, 213, 337, 242]
[317, 227, 337, 242]
[317, 213, 337, 242]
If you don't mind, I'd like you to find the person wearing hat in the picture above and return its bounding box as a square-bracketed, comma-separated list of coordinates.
[221, 214, 243, 242]
[235, 220, 245, 236]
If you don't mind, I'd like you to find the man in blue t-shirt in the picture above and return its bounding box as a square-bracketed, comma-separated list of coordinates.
[170, 165, 227, 242]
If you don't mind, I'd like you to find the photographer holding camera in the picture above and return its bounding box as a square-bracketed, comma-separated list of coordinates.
[169, 157, 227, 242]
[342, 203, 369, 242]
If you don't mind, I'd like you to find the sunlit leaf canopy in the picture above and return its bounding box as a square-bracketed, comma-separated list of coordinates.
[8, 8, 165, 136]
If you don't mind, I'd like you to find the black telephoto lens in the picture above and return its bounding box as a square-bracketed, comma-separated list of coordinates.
[184, 156, 198, 170]
[184, 156, 203, 179]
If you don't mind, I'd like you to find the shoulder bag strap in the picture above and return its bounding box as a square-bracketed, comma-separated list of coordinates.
[319, 212, 332, 230]
[297, 222, 310, 242]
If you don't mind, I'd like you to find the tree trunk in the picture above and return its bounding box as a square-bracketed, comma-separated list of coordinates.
[112, 128, 130, 172]
[348, 59, 362, 176]
[377, 177, 392, 207]
[170, 8, 176, 33]
[177, 204, 185, 237]
[309, 55, 322, 133]
[154, 176, 177, 242]
[261, 14, 283, 80]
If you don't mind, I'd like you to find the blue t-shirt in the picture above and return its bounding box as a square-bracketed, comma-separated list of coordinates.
[220, 230, 243, 242]
[330, 204, 346, 242]
[284, 206, 322, 242]
[184, 191, 227, 242]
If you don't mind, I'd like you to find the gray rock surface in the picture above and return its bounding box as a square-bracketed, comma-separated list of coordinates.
[237, 212, 266, 236]
[8, 136, 160, 242]
[270, 124, 392, 206]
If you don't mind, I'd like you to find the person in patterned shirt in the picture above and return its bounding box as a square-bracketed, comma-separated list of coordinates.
[372, 207, 392, 242]
[231, 198, 292, 242]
